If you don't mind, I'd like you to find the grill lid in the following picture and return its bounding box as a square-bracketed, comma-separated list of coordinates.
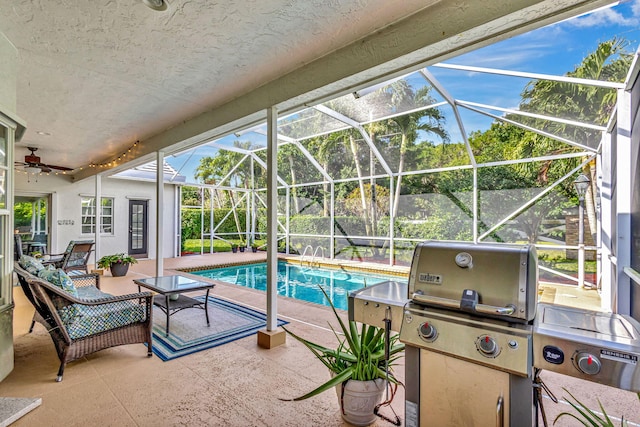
[408, 241, 538, 322]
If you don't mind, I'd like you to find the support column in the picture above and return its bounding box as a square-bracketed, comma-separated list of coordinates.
[156, 151, 164, 277]
[615, 89, 632, 314]
[258, 106, 286, 349]
[94, 175, 101, 266]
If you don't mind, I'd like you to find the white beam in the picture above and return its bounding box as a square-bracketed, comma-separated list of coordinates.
[156, 151, 164, 277]
[94, 175, 101, 265]
[266, 107, 278, 331]
[615, 88, 632, 314]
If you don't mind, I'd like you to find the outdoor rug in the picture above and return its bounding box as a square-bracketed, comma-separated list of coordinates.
[151, 296, 288, 361]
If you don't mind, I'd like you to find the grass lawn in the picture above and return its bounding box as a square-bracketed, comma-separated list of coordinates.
[182, 239, 265, 253]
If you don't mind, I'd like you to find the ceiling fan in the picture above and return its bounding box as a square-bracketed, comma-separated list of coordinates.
[15, 147, 73, 174]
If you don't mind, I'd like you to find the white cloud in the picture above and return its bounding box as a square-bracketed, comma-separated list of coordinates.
[566, 0, 640, 28]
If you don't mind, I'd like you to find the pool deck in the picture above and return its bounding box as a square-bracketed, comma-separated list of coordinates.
[3, 252, 639, 426]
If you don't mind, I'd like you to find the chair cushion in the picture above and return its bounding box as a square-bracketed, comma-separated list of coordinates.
[59, 286, 113, 325]
[19, 255, 46, 274]
[37, 268, 78, 298]
[76, 286, 111, 300]
[66, 301, 146, 340]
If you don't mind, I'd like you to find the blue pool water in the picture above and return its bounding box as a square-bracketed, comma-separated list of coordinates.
[191, 261, 407, 311]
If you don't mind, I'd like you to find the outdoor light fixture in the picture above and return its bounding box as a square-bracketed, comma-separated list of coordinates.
[573, 173, 590, 201]
[142, 0, 167, 11]
[573, 173, 591, 288]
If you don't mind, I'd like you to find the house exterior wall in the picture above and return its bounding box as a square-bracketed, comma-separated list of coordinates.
[15, 173, 178, 265]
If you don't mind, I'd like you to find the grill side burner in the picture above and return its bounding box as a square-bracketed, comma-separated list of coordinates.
[533, 303, 640, 392]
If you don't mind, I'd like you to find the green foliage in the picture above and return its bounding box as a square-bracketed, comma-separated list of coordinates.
[14, 202, 34, 227]
[282, 286, 404, 401]
[181, 208, 247, 239]
[97, 253, 138, 269]
[554, 388, 638, 426]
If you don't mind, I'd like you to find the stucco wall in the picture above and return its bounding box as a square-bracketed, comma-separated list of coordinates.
[15, 172, 178, 265]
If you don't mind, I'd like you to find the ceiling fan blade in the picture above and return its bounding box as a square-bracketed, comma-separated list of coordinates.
[40, 163, 73, 171]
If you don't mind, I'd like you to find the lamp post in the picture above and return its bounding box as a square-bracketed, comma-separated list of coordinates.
[573, 173, 590, 288]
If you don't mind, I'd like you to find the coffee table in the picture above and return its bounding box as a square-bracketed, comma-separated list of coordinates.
[134, 275, 215, 336]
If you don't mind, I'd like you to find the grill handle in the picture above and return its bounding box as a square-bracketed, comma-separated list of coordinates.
[411, 293, 516, 316]
[496, 395, 504, 427]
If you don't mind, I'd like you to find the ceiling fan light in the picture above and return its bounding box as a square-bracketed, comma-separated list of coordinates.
[25, 166, 42, 174]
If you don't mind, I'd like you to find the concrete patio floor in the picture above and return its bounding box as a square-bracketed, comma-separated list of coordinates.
[1, 253, 639, 426]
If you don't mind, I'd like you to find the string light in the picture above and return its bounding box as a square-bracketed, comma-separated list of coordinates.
[88, 140, 140, 169]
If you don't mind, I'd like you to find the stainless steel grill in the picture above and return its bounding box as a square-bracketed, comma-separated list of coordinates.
[399, 241, 538, 427]
[349, 240, 640, 427]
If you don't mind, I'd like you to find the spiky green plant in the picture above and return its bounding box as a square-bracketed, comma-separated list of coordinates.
[554, 388, 639, 426]
[282, 286, 404, 401]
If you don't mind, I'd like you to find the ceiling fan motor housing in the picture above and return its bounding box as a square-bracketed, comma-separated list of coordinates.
[25, 154, 41, 164]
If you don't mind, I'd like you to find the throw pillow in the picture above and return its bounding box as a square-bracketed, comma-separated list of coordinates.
[19, 255, 45, 275]
[37, 268, 78, 298]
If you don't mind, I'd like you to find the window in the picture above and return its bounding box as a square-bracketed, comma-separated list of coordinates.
[81, 197, 113, 234]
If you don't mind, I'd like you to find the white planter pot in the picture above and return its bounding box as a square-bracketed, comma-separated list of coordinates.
[335, 378, 386, 426]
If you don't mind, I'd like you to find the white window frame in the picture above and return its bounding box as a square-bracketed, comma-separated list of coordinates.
[81, 196, 114, 235]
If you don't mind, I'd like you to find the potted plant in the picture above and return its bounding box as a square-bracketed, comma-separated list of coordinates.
[230, 243, 238, 253]
[282, 287, 404, 426]
[97, 253, 138, 277]
[251, 242, 259, 253]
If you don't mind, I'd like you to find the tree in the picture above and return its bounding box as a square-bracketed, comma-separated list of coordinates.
[517, 37, 633, 240]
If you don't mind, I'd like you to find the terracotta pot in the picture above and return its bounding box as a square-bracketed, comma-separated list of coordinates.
[110, 262, 130, 277]
[335, 378, 386, 426]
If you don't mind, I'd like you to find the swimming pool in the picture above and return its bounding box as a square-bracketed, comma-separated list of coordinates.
[190, 261, 407, 311]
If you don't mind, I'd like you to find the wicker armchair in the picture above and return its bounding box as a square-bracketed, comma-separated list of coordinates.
[14, 262, 153, 382]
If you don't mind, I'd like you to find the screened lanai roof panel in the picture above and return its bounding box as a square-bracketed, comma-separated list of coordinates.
[323, 72, 447, 124]
[428, 63, 622, 128]
[277, 108, 350, 140]
[275, 142, 325, 185]
[375, 103, 471, 173]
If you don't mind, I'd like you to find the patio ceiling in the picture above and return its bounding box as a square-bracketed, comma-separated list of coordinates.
[0, 0, 615, 182]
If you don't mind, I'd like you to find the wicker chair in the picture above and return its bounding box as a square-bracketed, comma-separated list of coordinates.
[42, 240, 95, 275]
[14, 262, 153, 382]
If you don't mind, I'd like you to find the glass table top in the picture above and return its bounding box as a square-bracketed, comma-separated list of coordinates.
[134, 275, 214, 293]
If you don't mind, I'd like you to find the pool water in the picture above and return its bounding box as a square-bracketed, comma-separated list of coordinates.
[191, 261, 407, 311]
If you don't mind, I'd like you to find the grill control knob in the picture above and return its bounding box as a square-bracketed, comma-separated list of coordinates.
[575, 352, 602, 375]
[418, 322, 437, 342]
[476, 335, 500, 357]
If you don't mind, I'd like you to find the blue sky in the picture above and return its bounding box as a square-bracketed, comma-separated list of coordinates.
[166, 1, 640, 183]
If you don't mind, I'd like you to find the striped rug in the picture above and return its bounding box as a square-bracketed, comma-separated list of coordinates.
[151, 296, 287, 361]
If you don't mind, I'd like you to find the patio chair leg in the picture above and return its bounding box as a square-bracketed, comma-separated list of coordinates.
[147, 343, 153, 357]
[56, 363, 65, 382]
[28, 319, 35, 333]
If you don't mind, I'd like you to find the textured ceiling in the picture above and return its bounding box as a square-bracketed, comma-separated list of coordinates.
[0, 0, 610, 178]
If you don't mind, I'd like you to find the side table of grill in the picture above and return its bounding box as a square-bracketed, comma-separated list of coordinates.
[133, 275, 215, 336]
